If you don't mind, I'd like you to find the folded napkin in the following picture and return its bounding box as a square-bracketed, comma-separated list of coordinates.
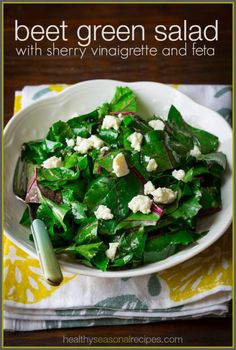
[4, 84, 232, 331]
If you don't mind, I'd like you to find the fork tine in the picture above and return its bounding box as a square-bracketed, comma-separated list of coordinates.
[13, 157, 28, 200]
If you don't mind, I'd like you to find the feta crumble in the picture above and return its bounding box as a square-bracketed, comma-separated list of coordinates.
[146, 158, 158, 172]
[100, 146, 110, 155]
[94, 205, 114, 220]
[152, 187, 177, 204]
[102, 115, 121, 131]
[65, 138, 75, 147]
[42, 156, 62, 169]
[105, 242, 119, 261]
[144, 181, 156, 195]
[89, 135, 104, 149]
[128, 195, 153, 214]
[172, 169, 186, 181]
[144, 156, 151, 162]
[128, 132, 143, 152]
[148, 119, 165, 131]
[74, 136, 93, 154]
[190, 145, 201, 157]
[112, 153, 130, 177]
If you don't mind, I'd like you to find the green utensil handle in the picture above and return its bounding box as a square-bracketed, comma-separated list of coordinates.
[31, 219, 63, 286]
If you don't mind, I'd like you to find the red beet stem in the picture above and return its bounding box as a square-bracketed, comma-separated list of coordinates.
[130, 166, 146, 184]
[151, 203, 164, 217]
[147, 232, 163, 241]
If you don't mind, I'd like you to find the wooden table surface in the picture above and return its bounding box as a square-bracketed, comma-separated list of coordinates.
[4, 2, 233, 347]
[4, 318, 233, 347]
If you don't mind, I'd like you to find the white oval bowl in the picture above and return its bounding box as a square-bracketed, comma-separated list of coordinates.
[4, 80, 232, 278]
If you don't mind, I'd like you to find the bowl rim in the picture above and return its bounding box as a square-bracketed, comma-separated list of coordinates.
[4, 79, 233, 278]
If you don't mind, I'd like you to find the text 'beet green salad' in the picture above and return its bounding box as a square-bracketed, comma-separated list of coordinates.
[20, 87, 227, 271]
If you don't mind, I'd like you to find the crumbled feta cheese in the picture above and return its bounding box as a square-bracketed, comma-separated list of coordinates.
[74, 136, 93, 154]
[172, 169, 186, 181]
[144, 156, 150, 162]
[94, 205, 114, 220]
[152, 187, 177, 204]
[128, 195, 153, 214]
[148, 119, 165, 131]
[65, 138, 75, 147]
[190, 145, 201, 157]
[112, 153, 130, 177]
[118, 113, 124, 120]
[89, 135, 104, 149]
[144, 181, 156, 195]
[101, 115, 121, 130]
[146, 158, 158, 172]
[73, 134, 106, 153]
[100, 146, 110, 155]
[105, 242, 119, 261]
[42, 156, 62, 169]
[128, 132, 143, 152]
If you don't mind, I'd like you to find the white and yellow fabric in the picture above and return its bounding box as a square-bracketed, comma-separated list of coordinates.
[4, 84, 232, 331]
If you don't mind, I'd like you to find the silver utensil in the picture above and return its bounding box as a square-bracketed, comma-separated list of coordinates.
[13, 157, 63, 286]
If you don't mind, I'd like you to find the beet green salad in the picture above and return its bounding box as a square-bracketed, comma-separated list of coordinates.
[20, 86, 227, 271]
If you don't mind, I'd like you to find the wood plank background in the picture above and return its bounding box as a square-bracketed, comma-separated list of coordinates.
[4, 3, 232, 123]
[3, 3, 233, 347]
[4, 318, 232, 347]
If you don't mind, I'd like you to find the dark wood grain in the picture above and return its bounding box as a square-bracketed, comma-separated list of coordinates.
[4, 3, 232, 124]
[3, 3, 233, 347]
[4, 318, 233, 347]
